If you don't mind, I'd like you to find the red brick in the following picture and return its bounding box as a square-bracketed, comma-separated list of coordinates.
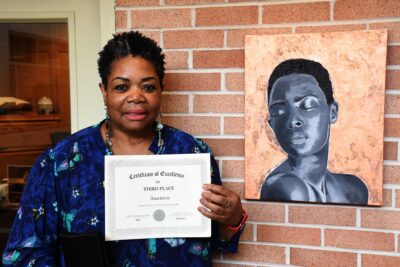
[370, 22, 400, 43]
[289, 206, 356, 226]
[116, 0, 159, 6]
[361, 209, 400, 230]
[291, 248, 357, 267]
[196, 6, 258, 26]
[131, 9, 191, 28]
[222, 181, 244, 199]
[203, 138, 244, 157]
[222, 160, 244, 178]
[225, 72, 244, 91]
[263, 2, 330, 24]
[396, 190, 400, 208]
[388, 45, 400, 65]
[160, 94, 188, 113]
[115, 10, 128, 29]
[334, 0, 400, 20]
[383, 189, 392, 207]
[194, 95, 244, 113]
[387, 70, 400, 90]
[164, 73, 220, 91]
[362, 254, 400, 266]
[296, 24, 366, 34]
[223, 243, 285, 264]
[258, 225, 321, 246]
[384, 141, 398, 160]
[214, 264, 252, 267]
[224, 117, 244, 135]
[228, 0, 258, 2]
[140, 31, 161, 44]
[384, 118, 400, 137]
[242, 203, 285, 223]
[166, 0, 224, 5]
[385, 95, 400, 114]
[212, 250, 221, 261]
[384, 165, 400, 184]
[227, 27, 291, 48]
[239, 222, 253, 242]
[164, 30, 224, 49]
[325, 229, 395, 251]
[162, 116, 220, 135]
[164, 51, 188, 70]
[193, 50, 244, 69]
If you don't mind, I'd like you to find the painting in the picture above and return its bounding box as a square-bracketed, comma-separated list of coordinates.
[244, 30, 387, 206]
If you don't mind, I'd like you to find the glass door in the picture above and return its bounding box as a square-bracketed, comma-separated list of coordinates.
[0, 22, 70, 206]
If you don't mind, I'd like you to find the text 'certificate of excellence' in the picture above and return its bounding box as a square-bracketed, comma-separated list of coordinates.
[105, 153, 211, 241]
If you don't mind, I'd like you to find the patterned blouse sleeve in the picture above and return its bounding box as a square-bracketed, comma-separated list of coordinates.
[2, 149, 60, 267]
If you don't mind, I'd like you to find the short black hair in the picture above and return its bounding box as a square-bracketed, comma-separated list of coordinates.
[97, 31, 165, 87]
[267, 58, 334, 104]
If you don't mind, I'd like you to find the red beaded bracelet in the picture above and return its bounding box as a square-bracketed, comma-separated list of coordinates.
[226, 209, 248, 232]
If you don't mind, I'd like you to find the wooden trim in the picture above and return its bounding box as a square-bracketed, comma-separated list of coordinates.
[0, 113, 61, 122]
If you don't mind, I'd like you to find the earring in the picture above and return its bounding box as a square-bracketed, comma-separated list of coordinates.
[156, 113, 164, 147]
[105, 106, 113, 151]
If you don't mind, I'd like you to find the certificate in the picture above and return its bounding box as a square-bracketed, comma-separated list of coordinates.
[104, 153, 211, 241]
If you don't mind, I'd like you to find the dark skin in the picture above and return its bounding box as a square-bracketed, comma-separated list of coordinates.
[261, 168, 368, 204]
[260, 74, 368, 204]
[99, 55, 243, 240]
[99, 55, 160, 155]
[199, 184, 243, 240]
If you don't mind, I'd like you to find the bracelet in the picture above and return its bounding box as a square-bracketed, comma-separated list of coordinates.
[226, 209, 248, 232]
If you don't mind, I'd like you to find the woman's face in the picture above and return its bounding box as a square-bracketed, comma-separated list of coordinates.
[100, 55, 162, 135]
[268, 73, 337, 157]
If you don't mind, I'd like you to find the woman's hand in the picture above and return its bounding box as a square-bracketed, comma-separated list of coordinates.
[198, 184, 243, 227]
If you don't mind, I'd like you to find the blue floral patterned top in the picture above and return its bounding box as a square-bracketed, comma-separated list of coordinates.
[2, 122, 241, 267]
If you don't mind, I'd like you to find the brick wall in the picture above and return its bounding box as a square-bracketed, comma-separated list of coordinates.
[114, 0, 400, 266]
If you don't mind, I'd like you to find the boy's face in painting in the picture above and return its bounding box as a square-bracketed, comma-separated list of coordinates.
[268, 73, 338, 157]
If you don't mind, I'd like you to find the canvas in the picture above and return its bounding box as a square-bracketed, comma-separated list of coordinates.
[244, 29, 387, 206]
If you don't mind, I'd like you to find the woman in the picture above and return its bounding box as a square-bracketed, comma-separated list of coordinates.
[260, 58, 368, 205]
[3, 31, 246, 266]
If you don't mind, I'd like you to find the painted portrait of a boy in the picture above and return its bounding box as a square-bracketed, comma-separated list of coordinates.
[245, 30, 387, 206]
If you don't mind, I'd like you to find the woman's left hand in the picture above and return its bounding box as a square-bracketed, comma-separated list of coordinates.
[198, 184, 243, 227]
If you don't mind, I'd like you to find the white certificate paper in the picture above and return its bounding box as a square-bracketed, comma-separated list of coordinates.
[104, 153, 211, 241]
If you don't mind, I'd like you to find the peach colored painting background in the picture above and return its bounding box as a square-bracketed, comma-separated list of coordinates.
[244, 30, 387, 206]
